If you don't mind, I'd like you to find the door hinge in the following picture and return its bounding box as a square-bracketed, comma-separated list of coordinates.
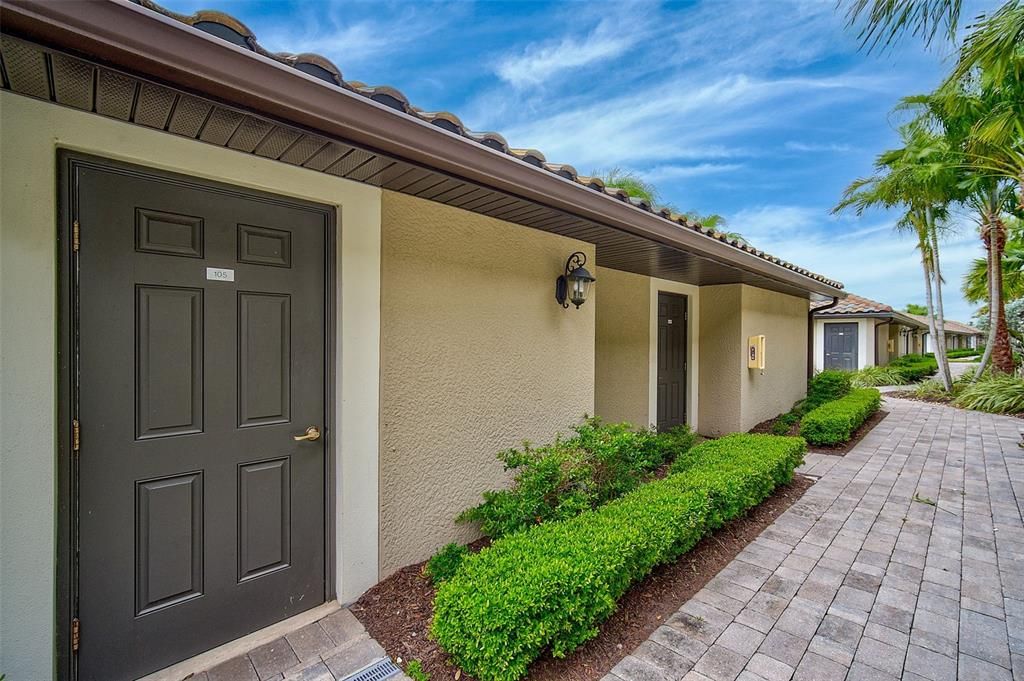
[71, 617, 81, 654]
[72, 220, 80, 252]
[72, 419, 81, 453]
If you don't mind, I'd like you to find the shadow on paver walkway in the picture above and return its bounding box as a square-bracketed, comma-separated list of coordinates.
[605, 396, 1024, 681]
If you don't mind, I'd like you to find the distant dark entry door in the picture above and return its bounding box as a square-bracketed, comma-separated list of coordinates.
[824, 323, 858, 370]
[657, 292, 687, 431]
[73, 159, 328, 680]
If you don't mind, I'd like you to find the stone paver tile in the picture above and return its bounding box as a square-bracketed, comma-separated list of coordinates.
[869, 603, 914, 633]
[833, 585, 875, 613]
[322, 636, 386, 679]
[735, 607, 776, 635]
[744, 652, 794, 681]
[633, 640, 694, 679]
[916, 590, 959, 620]
[962, 609, 1012, 668]
[285, 622, 336, 664]
[806, 635, 854, 667]
[791, 651, 846, 681]
[846, 661, 899, 681]
[650, 625, 709, 663]
[904, 644, 957, 681]
[757, 629, 808, 669]
[283, 662, 334, 681]
[320, 609, 365, 647]
[249, 638, 300, 680]
[717, 622, 765, 658]
[960, 653, 1014, 680]
[611, 654, 671, 681]
[773, 602, 822, 640]
[852, 634, 906, 677]
[207, 656, 260, 681]
[692, 644, 747, 681]
[909, 626, 958, 659]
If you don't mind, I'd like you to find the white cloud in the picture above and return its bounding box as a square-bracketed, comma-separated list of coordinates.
[785, 141, 853, 153]
[495, 18, 641, 88]
[642, 163, 744, 181]
[730, 204, 984, 321]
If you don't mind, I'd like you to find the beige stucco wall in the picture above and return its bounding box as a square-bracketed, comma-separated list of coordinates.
[378, 190, 595, 575]
[700, 284, 808, 434]
[595, 267, 651, 426]
[740, 286, 810, 429]
[0, 92, 384, 679]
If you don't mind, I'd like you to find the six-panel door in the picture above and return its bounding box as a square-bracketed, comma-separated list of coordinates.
[74, 162, 328, 680]
[657, 292, 687, 431]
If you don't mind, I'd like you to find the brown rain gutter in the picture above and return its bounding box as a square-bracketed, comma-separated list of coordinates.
[808, 297, 840, 379]
[0, 0, 845, 298]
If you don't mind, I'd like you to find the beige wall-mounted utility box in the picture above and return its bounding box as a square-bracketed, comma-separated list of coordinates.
[747, 334, 766, 370]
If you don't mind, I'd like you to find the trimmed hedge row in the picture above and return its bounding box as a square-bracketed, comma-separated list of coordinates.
[432, 434, 807, 681]
[890, 354, 938, 382]
[799, 388, 881, 445]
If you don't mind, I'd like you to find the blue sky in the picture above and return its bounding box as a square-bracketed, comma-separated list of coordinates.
[165, 0, 1000, 322]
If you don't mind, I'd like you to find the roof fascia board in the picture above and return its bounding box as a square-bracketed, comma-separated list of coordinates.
[1, 0, 844, 297]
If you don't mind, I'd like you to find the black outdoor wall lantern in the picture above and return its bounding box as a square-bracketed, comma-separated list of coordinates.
[555, 251, 596, 309]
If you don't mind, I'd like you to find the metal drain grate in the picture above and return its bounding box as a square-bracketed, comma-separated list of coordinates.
[339, 657, 401, 681]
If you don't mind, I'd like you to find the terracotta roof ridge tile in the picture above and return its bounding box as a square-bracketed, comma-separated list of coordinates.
[131, 0, 844, 290]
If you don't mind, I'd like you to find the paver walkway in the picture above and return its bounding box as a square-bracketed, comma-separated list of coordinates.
[607, 396, 1024, 681]
[188, 608, 410, 681]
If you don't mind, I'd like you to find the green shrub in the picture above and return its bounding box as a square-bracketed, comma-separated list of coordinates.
[405, 660, 429, 681]
[771, 411, 801, 435]
[425, 543, 470, 585]
[955, 374, 1024, 414]
[457, 418, 696, 538]
[805, 370, 853, 411]
[851, 365, 907, 388]
[944, 348, 982, 359]
[433, 434, 806, 681]
[913, 378, 949, 399]
[799, 388, 881, 445]
[890, 354, 938, 382]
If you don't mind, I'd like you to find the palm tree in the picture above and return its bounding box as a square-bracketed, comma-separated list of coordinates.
[964, 217, 1024, 305]
[904, 57, 1023, 374]
[841, 0, 1022, 77]
[685, 212, 749, 244]
[834, 125, 959, 389]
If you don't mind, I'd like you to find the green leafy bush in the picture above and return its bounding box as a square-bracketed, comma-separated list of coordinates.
[432, 434, 806, 681]
[955, 374, 1024, 414]
[799, 388, 881, 445]
[425, 543, 470, 585]
[771, 411, 801, 435]
[890, 354, 938, 382]
[913, 378, 949, 399]
[944, 348, 982, 359]
[805, 370, 853, 410]
[457, 419, 696, 538]
[405, 660, 429, 681]
[851, 365, 908, 388]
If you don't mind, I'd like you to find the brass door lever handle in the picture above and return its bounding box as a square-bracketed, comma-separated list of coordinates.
[293, 426, 321, 442]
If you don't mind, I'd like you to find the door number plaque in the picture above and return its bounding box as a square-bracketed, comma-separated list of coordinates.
[206, 267, 235, 282]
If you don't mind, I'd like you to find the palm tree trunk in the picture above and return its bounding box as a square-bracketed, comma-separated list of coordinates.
[975, 218, 996, 379]
[990, 215, 1015, 373]
[926, 206, 953, 390]
[918, 233, 947, 390]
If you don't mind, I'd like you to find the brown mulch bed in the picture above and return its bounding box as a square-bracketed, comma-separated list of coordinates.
[351, 475, 815, 681]
[887, 390, 954, 406]
[750, 409, 890, 456]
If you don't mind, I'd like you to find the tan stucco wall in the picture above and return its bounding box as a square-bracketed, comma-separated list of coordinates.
[699, 284, 808, 435]
[0, 92, 386, 679]
[698, 285, 745, 435]
[595, 267, 651, 427]
[740, 286, 810, 429]
[378, 191, 595, 575]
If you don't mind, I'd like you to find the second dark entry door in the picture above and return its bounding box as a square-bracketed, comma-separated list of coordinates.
[824, 322, 858, 371]
[72, 158, 329, 680]
[656, 292, 687, 431]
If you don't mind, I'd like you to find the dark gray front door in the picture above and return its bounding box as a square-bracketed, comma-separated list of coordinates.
[657, 292, 687, 431]
[824, 323, 858, 370]
[74, 161, 328, 680]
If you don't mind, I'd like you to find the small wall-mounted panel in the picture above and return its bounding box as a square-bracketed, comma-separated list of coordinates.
[747, 334, 766, 370]
[237, 458, 291, 582]
[136, 286, 204, 439]
[135, 472, 204, 616]
[136, 208, 204, 258]
[237, 292, 291, 427]
[238, 224, 292, 268]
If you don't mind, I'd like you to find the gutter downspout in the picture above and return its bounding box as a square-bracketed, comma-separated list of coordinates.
[808, 297, 840, 379]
